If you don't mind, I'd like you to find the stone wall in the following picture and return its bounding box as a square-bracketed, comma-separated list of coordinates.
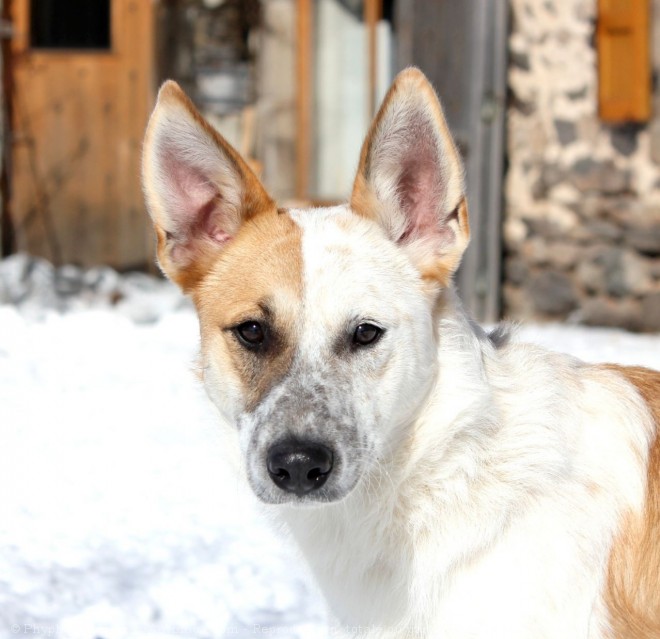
[504, 0, 660, 331]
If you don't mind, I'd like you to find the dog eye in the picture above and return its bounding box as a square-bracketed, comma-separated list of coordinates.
[352, 323, 383, 347]
[234, 321, 266, 348]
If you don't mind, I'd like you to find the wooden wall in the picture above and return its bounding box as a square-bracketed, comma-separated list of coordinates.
[9, 0, 155, 268]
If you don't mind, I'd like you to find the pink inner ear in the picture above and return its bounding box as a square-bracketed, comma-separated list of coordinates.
[398, 160, 439, 239]
[396, 133, 455, 247]
[161, 147, 234, 247]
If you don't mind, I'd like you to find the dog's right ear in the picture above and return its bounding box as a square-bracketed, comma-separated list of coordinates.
[351, 68, 470, 287]
[142, 81, 273, 291]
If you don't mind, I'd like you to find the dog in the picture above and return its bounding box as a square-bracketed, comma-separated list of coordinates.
[142, 68, 659, 638]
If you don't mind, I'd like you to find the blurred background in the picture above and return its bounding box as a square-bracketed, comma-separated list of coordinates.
[1, 2, 660, 639]
[0, 0, 658, 329]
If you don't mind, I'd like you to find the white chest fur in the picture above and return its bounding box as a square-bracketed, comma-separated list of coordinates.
[278, 318, 653, 639]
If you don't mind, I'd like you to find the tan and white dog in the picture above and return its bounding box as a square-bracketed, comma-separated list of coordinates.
[142, 68, 660, 638]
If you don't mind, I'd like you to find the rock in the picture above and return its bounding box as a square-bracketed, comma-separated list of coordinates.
[601, 248, 626, 297]
[584, 220, 622, 242]
[600, 249, 653, 297]
[567, 86, 587, 101]
[524, 205, 578, 238]
[503, 218, 528, 248]
[602, 198, 647, 226]
[529, 271, 578, 315]
[650, 118, 660, 165]
[505, 258, 529, 286]
[502, 283, 536, 321]
[541, 163, 566, 191]
[510, 50, 531, 71]
[640, 293, 660, 332]
[610, 124, 640, 157]
[555, 119, 577, 146]
[521, 237, 550, 266]
[620, 252, 654, 296]
[548, 242, 580, 270]
[576, 260, 605, 294]
[577, 195, 610, 220]
[510, 93, 536, 117]
[650, 260, 660, 279]
[580, 297, 643, 331]
[624, 222, 660, 256]
[570, 158, 630, 194]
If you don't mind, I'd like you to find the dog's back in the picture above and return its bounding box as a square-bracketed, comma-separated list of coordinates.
[604, 365, 660, 638]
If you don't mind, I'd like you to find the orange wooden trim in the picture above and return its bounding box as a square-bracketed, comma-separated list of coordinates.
[111, 0, 122, 55]
[11, 0, 29, 55]
[296, 0, 312, 200]
[597, 0, 650, 122]
[364, 0, 381, 118]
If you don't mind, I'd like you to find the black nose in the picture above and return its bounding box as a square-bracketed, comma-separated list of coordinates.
[267, 441, 334, 495]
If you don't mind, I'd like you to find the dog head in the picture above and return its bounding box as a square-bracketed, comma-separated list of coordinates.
[142, 68, 469, 505]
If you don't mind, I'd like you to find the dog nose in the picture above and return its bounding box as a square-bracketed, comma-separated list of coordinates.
[267, 441, 334, 495]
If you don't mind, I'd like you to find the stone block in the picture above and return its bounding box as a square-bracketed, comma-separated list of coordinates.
[505, 258, 529, 286]
[650, 260, 660, 279]
[528, 270, 578, 316]
[650, 117, 660, 165]
[502, 283, 536, 321]
[576, 260, 605, 294]
[602, 198, 647, 226]
[640, 293, 660, 331]
[584, 220, 623, 242]
[624, 222, 660, 256]
[521, 237, 550, 266]
[570, 158, 630, 195]
[621, 252, 655, 295]
[567, 86, 588, 101]
[555, 119, 577, 146]
[532, 164, 566, 200]
[609, 124, 640, 157]
[510, 49, 531, 71]
[580, 297, 644, 331]
[547, 242, 581, 270]
[599, 248, 654, 297]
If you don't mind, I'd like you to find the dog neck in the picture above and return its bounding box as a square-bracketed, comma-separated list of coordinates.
[276, 291, 512, 635]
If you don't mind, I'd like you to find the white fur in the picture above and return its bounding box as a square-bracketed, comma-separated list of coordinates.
[268, 208, 655, 638]
[142, 70, 657, 638]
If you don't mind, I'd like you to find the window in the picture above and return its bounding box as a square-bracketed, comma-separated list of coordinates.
[297, 0, 394, 201]
[30, 0, 111, 51]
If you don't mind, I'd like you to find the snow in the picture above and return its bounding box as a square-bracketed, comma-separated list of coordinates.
[1, 255, 659, 639]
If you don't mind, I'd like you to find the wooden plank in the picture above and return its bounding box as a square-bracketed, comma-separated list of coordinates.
[598, 0, 650, 122]
[364, 0, 381, 117]
[9, 0, 155, 267]
[2, 0, 16, 256]
[296, 0, 312, 200]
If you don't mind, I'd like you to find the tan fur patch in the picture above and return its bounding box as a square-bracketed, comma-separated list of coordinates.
[192, 208, 303, 412]
[418, 198, 471, 288]
[143, 81, 274, 292]
[602, 365, 660, 637]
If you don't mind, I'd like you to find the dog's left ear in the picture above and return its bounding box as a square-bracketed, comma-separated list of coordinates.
[351, 68, 470, 284]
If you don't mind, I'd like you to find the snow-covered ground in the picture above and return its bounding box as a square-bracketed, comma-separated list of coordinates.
[1, 254, 659, 639]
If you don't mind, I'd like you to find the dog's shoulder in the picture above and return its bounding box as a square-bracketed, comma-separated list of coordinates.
[597, 364, 660, 638]
[601, 364, 660, 422]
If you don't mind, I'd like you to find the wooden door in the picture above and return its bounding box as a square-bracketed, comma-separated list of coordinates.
[9, 0, 155, 268]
